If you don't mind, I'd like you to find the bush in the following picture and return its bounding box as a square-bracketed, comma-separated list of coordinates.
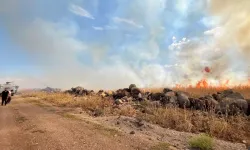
[188, 134, 214, 150]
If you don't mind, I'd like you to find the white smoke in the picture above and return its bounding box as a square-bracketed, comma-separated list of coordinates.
[1, 0, 250, 90]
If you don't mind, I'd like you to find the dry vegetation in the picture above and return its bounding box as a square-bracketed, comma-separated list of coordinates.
[149, 142, 170, 150]
[137, 103, 248, 142]
[21, 91, 115, 116]
[20, 87, 250, 144]
[144, 86, 250, 99]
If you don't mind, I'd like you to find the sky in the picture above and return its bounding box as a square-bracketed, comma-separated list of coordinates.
[0, 0, 250, 90]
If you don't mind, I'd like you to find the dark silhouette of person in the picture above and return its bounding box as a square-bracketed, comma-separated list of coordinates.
[1, 88, 9, 106]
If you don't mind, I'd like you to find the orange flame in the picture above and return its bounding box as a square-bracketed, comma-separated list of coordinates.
[175, 84, 182, 88]
[196, 79, 209, 88]
[195, 78, 232, 89]
[174, 77, 250, 89]
[222, 79, 230, 87]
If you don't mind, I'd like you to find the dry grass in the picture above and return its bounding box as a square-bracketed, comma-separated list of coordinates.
[20, 87, 250, 143]
[63, 113, 81, 120]
[20, 91, 138, 117]
[117, 105, 137, 117]
[144, 86, 250, 99]
[136, 104, 248, 142]
[150, 142, 170, 150]
[20, 91, 114, 116]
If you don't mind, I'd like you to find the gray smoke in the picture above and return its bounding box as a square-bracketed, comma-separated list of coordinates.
[1, 0, 249, 90]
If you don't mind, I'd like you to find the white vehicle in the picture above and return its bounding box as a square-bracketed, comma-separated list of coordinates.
[0, 82, 19, 96]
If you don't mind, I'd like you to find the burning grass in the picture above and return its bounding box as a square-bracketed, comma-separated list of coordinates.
[20, 87, 250, 143]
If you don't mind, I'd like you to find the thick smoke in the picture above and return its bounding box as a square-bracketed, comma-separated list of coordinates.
[207, 0, 250, 84]
[0, 0, 143, 90]
[1, 0, 249, 90]
[165, 0, 250, 87]
[208, 0, 250, 57]
[169, 32, 249, 86]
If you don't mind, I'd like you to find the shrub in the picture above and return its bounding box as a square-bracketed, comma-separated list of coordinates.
[188, 134, 214, 150]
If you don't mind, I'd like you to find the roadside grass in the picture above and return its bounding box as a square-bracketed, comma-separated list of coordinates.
[21, 92, 114, 116]
[20, 87, 250, 143]
[188, 134, 214, 150]
[136, 105, 247, 142]
[62, 113, 81, 120]
[117, 105, 137, 117]
[150, 142, 170, 150]
[28, 99, 47, 107]
[91, 123, 122, 138]
[16, 115, 27, 124]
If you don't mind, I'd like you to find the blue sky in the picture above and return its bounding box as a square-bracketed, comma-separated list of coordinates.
[0, 0, 249, 89]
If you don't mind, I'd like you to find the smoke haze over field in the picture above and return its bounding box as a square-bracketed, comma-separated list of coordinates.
[0, 0, 250, 90]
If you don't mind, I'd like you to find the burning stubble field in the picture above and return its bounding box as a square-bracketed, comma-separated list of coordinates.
[20, 85, 250, 148]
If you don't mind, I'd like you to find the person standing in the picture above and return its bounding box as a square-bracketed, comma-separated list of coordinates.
[6, 90, 11, 104]
[1, 88, 9, 106]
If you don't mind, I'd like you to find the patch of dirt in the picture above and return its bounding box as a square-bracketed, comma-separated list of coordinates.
[10, 96, 248, 150]
[93, 116, 247, 150]
[63, 109, 247, 150]
[0, 97, 154, 150]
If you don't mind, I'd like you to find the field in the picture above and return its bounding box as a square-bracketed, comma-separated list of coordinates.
[20, 86, 250, 146]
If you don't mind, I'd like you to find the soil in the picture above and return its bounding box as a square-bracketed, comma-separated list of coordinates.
[0, 96, 248, 150]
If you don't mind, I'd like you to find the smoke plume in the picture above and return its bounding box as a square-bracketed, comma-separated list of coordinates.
[1, 0, 250, 90]
[206, 0, 250, 84]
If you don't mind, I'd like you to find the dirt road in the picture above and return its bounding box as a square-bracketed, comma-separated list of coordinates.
[0, 97, 151, 150]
